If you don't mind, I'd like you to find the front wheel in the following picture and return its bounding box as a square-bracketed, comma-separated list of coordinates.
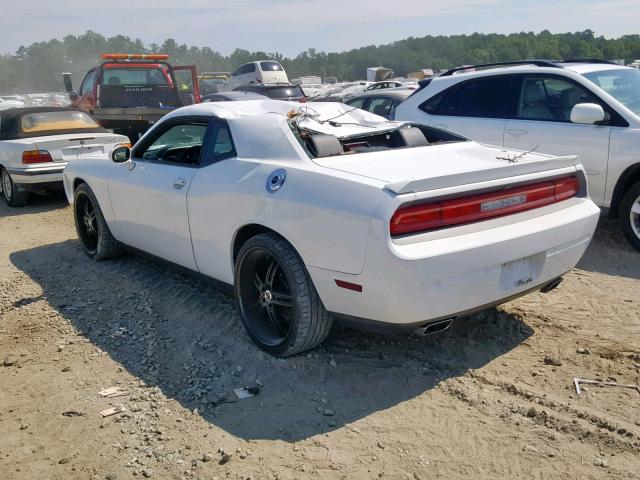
[234, 233, 333, 357]
[1, 168, 28, 207]
[620, 181, 640, 252]
[73, 183, 123, 260]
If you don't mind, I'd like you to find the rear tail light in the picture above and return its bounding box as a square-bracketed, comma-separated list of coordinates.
[256, 78, 263, 83]
[390, 175, 580, 236]
[22, 150, 53, 164]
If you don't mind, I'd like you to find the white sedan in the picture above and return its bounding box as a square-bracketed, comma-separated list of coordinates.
[63, 100, 599, 356]
[0, 107, 128, 206]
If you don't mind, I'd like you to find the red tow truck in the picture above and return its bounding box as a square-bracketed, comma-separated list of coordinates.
[63, 54, 200, 139]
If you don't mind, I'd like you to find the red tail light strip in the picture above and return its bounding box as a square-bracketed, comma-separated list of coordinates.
[22, 150, 53, 164]
[390, 175, 580, 236]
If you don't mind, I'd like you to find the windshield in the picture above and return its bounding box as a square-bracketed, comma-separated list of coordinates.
[20, 110, 101, 133]
[102, 67, 169, 86]
[265, 86, 304, 99]
[583, 68, 640, 115]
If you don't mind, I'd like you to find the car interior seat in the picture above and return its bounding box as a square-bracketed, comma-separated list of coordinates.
[107, 77, 121, 85]
[371, 102, 391, 117]
[520, 81, 553, 120]
[559, 88, 583, 121]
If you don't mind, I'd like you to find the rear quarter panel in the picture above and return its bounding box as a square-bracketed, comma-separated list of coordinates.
[606, 126, 640, 208]
[188, 158, 387, 284]
[0, 140, 31, 170]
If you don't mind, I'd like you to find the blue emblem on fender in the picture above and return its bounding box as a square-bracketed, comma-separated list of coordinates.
[266, 169, 287, 193]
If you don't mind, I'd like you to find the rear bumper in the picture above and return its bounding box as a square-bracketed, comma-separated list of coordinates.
[308, 199, 600, 326]
[8, 165, 66, 188]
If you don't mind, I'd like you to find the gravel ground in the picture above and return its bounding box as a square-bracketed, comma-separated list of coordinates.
[1, 192, 639, 480]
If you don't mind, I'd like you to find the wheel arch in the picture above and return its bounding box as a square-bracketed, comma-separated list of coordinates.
[232, 223, 297, 266]
[609, 163, 640, 218]
[73, 177, 88, 191]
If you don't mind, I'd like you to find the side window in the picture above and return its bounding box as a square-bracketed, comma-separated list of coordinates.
[516, 76, 600, 122]
[368, 97, 394, 118]
[201, 121, 236, 165]
[138, 123, 208, 165]
[247, 63, 256, 73]
[434, 76, 513, 118]
[80, 70, 96, 95]
[346, 98, 366, 109]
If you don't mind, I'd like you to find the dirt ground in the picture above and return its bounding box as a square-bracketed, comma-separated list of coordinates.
[1, 193, 639, 480]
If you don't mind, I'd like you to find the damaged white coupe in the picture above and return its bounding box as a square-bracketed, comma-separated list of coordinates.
[63, 100, 600, 356]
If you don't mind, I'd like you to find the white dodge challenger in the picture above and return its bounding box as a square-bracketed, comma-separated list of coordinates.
[63, 100, 600, 356]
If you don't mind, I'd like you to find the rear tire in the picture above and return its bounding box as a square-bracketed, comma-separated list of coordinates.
[73, 183, 123, 260]
[234, 233, 333, 357]
[620, 181, 640, 252]
[1, 168, 28, 207]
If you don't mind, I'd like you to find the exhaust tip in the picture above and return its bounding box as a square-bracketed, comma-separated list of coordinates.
[540, 277, 563, 294]
[414, 318, 454, 336]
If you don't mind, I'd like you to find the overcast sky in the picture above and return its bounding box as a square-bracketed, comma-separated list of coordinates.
[1, 0, 638, 56]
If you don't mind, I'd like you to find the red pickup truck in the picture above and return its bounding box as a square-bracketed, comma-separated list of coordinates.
[63, 54, 200, 139]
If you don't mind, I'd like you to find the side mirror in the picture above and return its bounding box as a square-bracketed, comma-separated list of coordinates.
[112, 146, 131, 163]
[570, 103, 606, 125]
[62, 73, 74, 93]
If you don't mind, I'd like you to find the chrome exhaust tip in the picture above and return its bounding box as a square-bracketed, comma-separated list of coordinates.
[414, 318, 454, 336]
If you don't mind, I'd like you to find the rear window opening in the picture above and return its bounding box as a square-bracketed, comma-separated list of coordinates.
[260, 61, 284, 71]
[265, 86, 304, 99]
[21, 110, 101, 133]
[297, 125, 466, 158]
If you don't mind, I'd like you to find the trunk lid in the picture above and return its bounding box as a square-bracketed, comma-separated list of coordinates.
[312, 142, 579, 194]
[33, 133, 128, 162]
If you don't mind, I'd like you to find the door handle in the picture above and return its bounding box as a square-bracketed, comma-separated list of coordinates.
[173, 177, 187, 189]
[506, 128, 528, 137]
[433, 123, 449, 130]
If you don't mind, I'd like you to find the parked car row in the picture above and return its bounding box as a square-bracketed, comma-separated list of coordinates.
[1, 57, 638, 358]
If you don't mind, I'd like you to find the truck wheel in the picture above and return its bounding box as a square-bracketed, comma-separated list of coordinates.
[1, 168, 28, 207]
[235, 233, 333, 357]
[74, 183, 123, 260]
[620, 181, 640, 251]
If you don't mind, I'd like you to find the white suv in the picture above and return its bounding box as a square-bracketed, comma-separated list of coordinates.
[395, 60, 640, 250]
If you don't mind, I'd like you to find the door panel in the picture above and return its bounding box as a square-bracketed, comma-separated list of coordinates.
[428, 115, 507, 147]
[503, 120, 611, 205]
[174, 65, 200, 103]
[107, 161, 197, 269]
[505, 75, 612, 206]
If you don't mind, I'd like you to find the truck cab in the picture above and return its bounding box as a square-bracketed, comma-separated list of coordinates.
[65, 54, 200, 139]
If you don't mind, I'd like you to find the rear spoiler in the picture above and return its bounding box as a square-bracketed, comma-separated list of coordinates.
[385, 155, 579, 195]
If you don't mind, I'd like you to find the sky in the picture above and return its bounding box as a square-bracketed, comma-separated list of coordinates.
[0, 0, 638, 57]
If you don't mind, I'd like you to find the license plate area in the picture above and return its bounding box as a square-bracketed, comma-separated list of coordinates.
[499, 254, 544, 291]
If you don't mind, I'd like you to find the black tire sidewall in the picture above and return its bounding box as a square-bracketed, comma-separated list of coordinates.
[1, 169, 13, 203]
[620, 181, 640, 251]
[1, 168, 27, 207]
[74, 187, 99, 258]
[73, 183, 121, 260]
[235, 235, 309, 356]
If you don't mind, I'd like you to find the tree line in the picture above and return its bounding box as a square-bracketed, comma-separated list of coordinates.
[2, 29, 640, 94]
